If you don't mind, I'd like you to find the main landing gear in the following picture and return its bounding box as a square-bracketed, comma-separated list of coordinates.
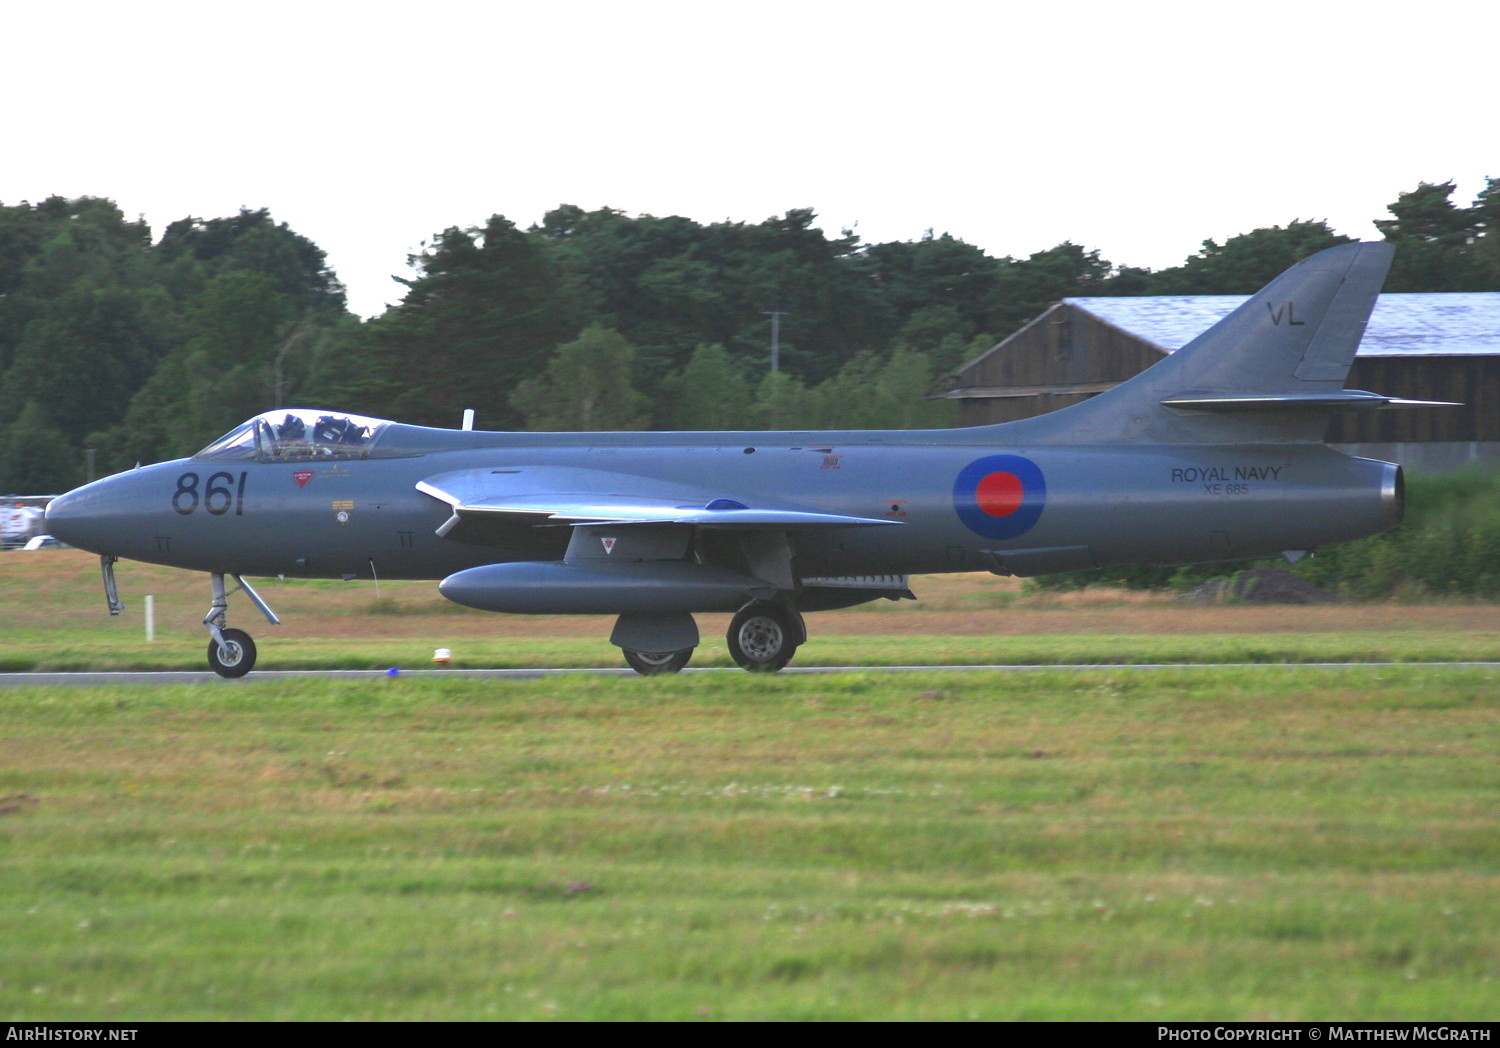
[619, 601, 806, 676]
[727, 601, 803, 673]
[622, 648, 693, 675]
[203, 573, 281, 678]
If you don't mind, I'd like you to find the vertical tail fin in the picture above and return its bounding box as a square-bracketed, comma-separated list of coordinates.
[992, 241, 1396, 444]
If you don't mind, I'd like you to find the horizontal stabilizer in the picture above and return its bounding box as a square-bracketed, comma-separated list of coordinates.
[1162, 390, 1461, 412]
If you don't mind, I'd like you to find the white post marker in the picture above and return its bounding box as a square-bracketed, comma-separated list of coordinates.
[145, 594, 155, 642]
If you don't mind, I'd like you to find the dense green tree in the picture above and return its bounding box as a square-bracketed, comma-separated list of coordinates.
[0, 198, 180, 477]
[718, 210, 895, 382]
[859, 233, 999, 339]
[1472, 176, 1500, 288]
[174, 272, 303, 447]
[109, 209, 350, 459]
[751, 370, 823, 431]
[986, 242, 1113, 334]
[890, 304, 964, 355]
[0, 401, 78, 493]
[1375, 182, 1481, 291]
[0, 285, 174, 446]
[0, 206, 48, 373]
[1137, 221, 1355, 295]
[509, 325, 646, 431]
[363, 215, 579, 428]
[154, 208, 345, 311]
[289, 313, 379, 410]
[660, 343, 755, 430]
[0, 198, 157, 373]
[872, 348, 957, 429]
[934, 331, 1000, 378]
[811, 348, 956, 429]
[14, 197, 152, 299]
[535, 206, 895, 392]
[1095, 264, 1156, 296]
[0, 202, 49, 298]
[95, 268, 338, 466]
[811, 352, 884, 428]
[534, 207, 727, 379]
[94, 355, 190, 471]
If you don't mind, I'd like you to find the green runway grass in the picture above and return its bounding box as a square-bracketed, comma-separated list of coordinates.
[7, 551, 1500, 671]
[0, 667, 1495, 1020]
[6, 630, 1500, 672]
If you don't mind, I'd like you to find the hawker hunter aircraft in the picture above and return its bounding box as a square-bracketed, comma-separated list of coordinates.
[47, 241, 1435, 677]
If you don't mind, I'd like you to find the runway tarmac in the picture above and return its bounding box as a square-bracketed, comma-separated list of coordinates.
[3, 663, 1499, 686]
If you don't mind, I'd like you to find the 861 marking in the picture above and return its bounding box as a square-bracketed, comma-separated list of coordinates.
[173, 472, 248, 515]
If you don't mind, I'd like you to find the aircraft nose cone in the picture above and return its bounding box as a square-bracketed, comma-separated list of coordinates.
[44, 481, 130, 556]
[43, 488, 92, 549]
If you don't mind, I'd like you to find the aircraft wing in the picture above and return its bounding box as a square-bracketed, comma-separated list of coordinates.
[416, 467, 899, 539]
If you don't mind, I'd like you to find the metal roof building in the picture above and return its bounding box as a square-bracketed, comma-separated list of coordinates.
[941, 293, 1500, 470]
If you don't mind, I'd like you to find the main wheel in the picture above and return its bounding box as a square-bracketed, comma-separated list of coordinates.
[623, 648, 692, 676]
[208, 627, 257, 678]
[727, 603, 798, 673]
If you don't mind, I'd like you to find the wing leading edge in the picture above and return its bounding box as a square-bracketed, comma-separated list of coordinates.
[416, 468, 899, 540]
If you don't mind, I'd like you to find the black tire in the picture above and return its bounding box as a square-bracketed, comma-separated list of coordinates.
[727, 603, 798, 673]
[208, 627, 256, 678]
[623, 648, 692, 676]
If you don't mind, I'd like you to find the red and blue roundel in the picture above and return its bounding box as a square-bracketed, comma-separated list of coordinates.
[953, 455, 1046, 540]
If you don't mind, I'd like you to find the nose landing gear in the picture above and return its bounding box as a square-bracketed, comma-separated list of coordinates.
[207, 628, 257, 677]
[204, 573, 281, 678]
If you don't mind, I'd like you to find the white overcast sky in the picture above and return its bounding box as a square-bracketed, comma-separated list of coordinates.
[4, 0, 1493, 318]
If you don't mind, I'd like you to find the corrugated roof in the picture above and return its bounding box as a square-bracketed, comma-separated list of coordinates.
[1065, 293, 1500, 357]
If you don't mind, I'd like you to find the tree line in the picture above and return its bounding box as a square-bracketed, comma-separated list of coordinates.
[2, 180, 1497, 492]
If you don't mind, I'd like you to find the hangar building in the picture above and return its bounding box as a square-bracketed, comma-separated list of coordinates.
[940, 293, 1500, 470]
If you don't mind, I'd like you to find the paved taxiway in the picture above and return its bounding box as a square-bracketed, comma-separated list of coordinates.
[3, 664, 1499, 687]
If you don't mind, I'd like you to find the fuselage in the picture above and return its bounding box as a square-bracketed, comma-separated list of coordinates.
[45, 417, 1401, 584]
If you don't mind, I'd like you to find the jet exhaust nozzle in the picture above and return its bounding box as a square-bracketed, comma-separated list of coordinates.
[1381, 461, 1405, 530]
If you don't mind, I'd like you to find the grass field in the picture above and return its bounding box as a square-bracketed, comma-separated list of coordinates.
[1, 552, 1497, 1020]
[9, 550, 1500, 670]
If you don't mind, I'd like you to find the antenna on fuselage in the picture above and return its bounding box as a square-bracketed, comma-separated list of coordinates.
[462, 409, 475, 431]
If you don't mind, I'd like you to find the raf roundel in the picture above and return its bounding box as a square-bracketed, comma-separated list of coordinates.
[953, 454, 1046, 541]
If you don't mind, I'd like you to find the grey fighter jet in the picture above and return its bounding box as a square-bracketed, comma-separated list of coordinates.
[46, 241, 1436, 677]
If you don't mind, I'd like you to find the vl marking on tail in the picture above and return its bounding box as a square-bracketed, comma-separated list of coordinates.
[1266, 301, 1306, 326]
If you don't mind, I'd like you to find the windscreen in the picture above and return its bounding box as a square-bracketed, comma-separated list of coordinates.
[195, 409, 390, 462]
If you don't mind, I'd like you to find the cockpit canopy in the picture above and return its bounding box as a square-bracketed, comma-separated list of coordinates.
[196, 409, 392, 462]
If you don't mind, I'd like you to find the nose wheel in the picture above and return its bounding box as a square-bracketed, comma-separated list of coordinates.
[203, 573, 280, 678]
[208, 628, 257, 678]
